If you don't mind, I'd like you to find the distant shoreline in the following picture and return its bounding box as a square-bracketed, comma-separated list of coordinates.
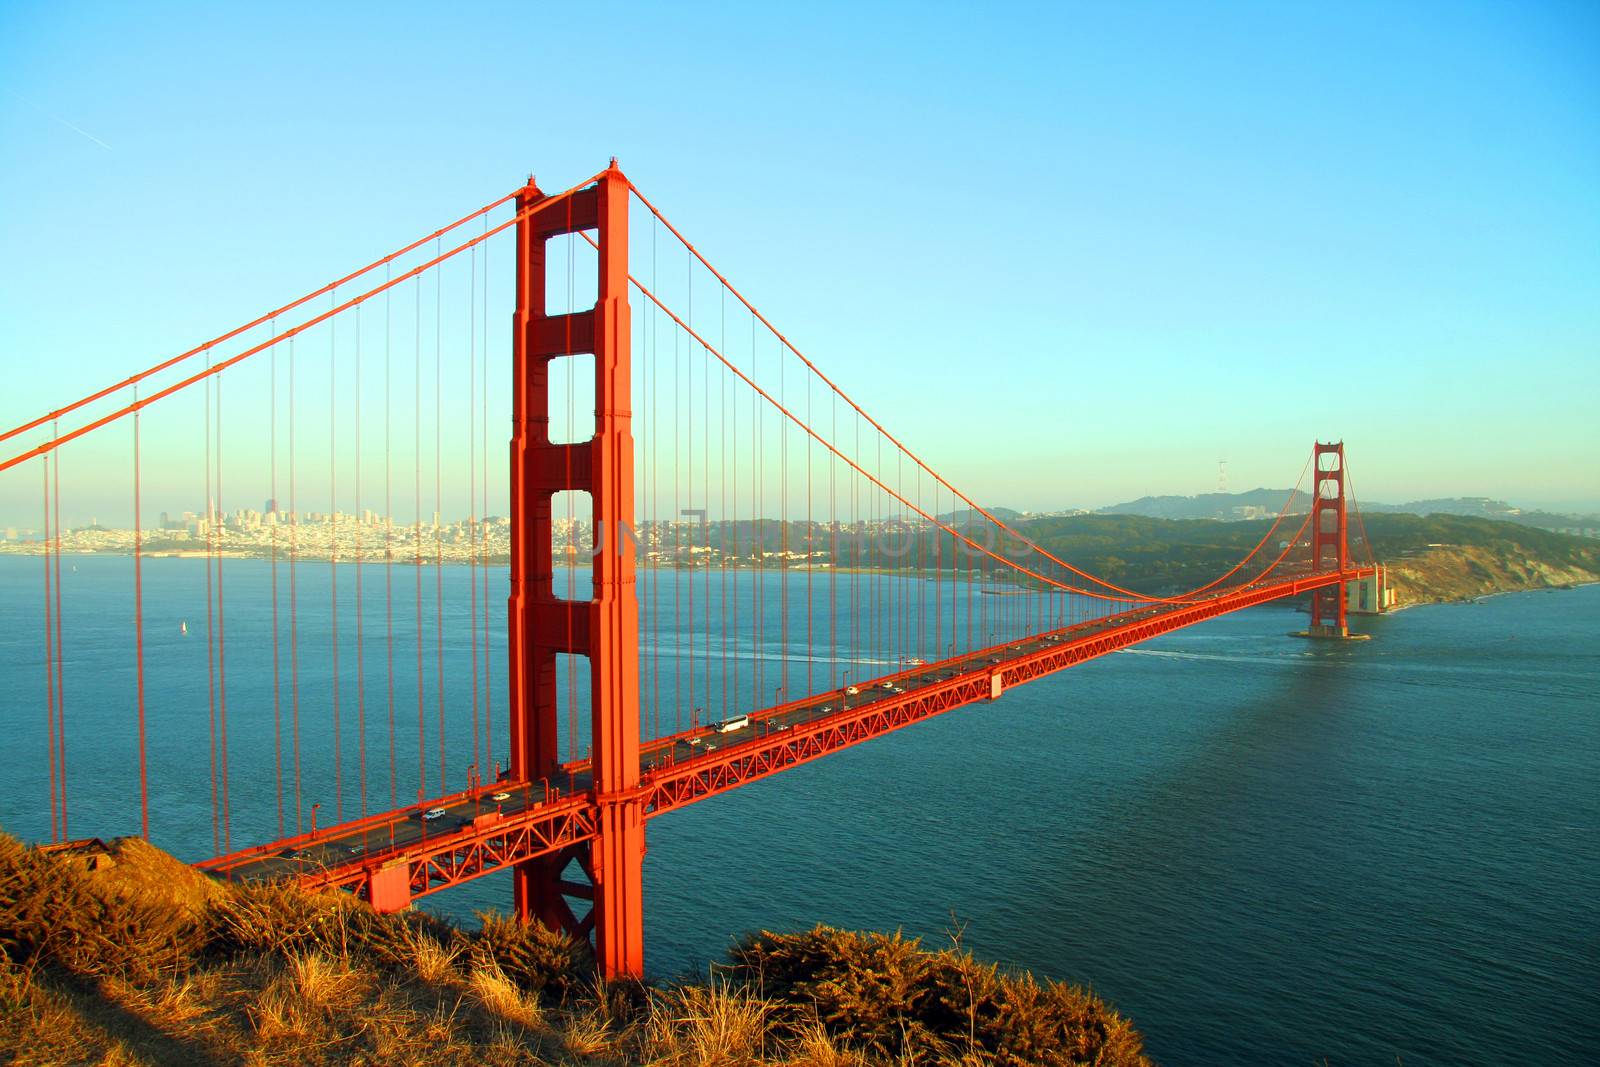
[0, 547, 927, 578]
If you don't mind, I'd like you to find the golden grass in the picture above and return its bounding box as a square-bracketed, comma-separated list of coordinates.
[640, 979, 772, 1065]
[0, 830, 1151, 1066]
[467, 958, 542, 1029]
[408, 928, 464, 984]
[785, 1021, 870, 1067]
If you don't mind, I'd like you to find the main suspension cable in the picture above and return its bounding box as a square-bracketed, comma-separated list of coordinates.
[1, 192, 522, 450]
[624, 181, 1301, 607]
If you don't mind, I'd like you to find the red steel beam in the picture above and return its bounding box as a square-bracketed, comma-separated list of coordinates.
[207, 795, 599, 909]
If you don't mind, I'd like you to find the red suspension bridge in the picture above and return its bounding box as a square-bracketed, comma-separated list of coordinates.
[0, 161, 1381, 978]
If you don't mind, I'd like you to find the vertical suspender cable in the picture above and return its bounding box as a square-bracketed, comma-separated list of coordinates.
[415, 275, 426, 799]
[692, 265, 702, 725]
[642, 219, 652, 738]
[385, 267, 397, 808]
[876, 433, 883, 664]
[42, 454, 58, 841]
[650, 218, 661, 738]
[216, 369, 230, 851]
[673, 311, 681, 731]
[683, 258, 691, 731]
[930, 471, 936, 657]
[203, 366, 218, 854]
[752, 318, 762, 709]
[719, 289, 729, 722]
[434, 248, 446, 788]
[700, 274, 709, 722]
[729, 299, 738, 721]
[851, 410, 858, 686]
[915, 463, 921, 661]
[356, 300, 368, 817]
[330, 293, 342, 823]
[52, 434, 67, 840]
[469, 241, 480, 778]
[686, 260, 695, 730]
[806, 363, 813, 696]
[966, 481, 974, 654]
[728, 295, 738, 722]
[717, 288, 726, 721]
[270, 326, 284, 836]
[779, 329, 788, 703]
[290, 338, 302, 832]
[481, 218, 492, 775]
[133, 389, 148, 839]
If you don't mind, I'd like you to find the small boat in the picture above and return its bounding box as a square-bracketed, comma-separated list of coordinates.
[180, 621, 188, 635]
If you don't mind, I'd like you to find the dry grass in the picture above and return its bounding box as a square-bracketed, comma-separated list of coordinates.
[409, 927, 464, 984]
[0, 830, 1151, 1066]
[467, 958, 542, 1029]
[640, 979, 772, 1065]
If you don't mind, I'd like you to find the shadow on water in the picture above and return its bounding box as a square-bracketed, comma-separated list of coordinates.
[966, 597, 1600, 1065]
[952, 617, 1418, 1061]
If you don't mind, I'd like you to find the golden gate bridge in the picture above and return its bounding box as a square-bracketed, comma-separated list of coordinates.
[0, 161, 1379, 978]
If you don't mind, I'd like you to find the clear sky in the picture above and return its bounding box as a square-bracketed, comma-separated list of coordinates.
[2, 1, 1597, 517]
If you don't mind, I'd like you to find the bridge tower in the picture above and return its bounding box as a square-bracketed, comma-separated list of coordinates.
[507, 162, 644, 978]
[1308, 440, 1349, 637]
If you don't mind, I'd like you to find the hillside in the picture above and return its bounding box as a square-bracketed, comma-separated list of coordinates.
[0, 832, 1149, 1067]
[1094, 490, 1599, 535]
[1008, 512, 1600, 605]
[1095, 488, 1297, 522]
[1361, 514, 1600, 605]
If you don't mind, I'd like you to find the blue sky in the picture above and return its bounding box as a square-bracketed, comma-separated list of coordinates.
[2, 1, 1597, 515]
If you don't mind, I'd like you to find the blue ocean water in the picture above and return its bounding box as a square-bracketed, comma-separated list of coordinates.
[1, 556, 1595, 1064]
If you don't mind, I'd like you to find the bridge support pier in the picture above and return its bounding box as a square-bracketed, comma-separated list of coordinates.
[1305, 441, 1359, 639]
[508, 162, 645, 978]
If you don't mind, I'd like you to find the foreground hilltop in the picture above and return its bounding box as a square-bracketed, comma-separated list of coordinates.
[0, 832, 1149, 1067]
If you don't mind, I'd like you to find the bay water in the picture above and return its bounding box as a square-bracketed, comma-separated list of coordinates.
[1, 556, 1594, 1064]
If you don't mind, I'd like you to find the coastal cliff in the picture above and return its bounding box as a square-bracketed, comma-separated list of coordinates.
[1359, 513, 1600, 607]
[1383, 543, 1598, 607]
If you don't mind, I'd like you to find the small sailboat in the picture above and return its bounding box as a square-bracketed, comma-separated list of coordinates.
[180, 620, 188, 635]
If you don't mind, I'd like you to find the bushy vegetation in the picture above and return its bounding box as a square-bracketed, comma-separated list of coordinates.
[731, 927, 1147, 1066]
[0, 834, 206, 984]
[0, 832, 1149, 1066]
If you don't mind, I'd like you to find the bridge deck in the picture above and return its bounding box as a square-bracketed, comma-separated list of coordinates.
[199, 566, 1373, 904]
